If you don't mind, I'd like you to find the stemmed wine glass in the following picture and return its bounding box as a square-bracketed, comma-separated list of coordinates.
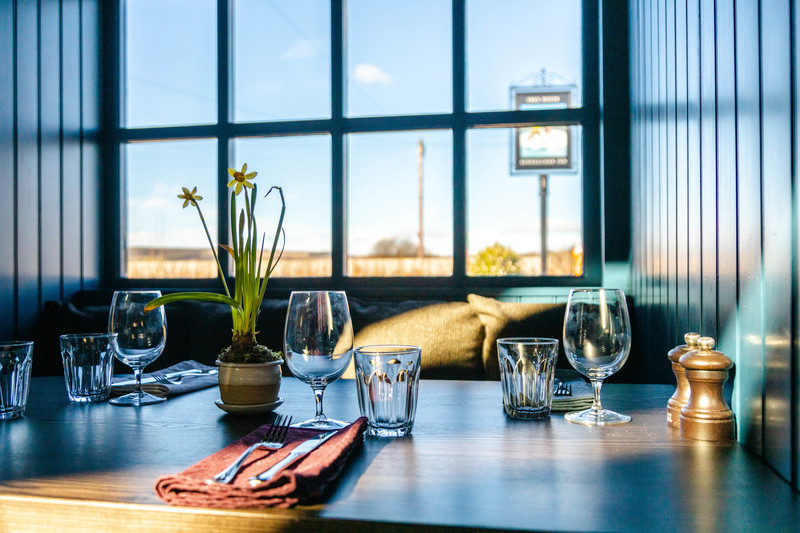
[284, 291, 353, 429]
[108, 290, 167, 406]
[562, 288, 631, 425]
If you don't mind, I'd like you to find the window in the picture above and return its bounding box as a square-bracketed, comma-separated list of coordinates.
[111, 0, 600, 288]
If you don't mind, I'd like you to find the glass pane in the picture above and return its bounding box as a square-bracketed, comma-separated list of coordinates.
[347, 0, 452, 117]
[467, 127, 582, 276]
[124, 0, 217, 127]
[234, 135, 332, 277]
[124, 139, 218, 278]
[348, 130, 453, 277]
[467, 0, 582, 112]
[233, 0, 331, 122]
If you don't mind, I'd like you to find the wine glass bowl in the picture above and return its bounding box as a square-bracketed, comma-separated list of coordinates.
[285, 291, 353, 429]
[108, 290, 167, 406]
[562, 288, 631, 425]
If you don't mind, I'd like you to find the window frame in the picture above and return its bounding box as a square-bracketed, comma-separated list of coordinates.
[102, 0, 601, 293]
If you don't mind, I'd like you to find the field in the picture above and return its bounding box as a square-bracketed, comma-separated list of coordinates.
[125, 248, 580, 279]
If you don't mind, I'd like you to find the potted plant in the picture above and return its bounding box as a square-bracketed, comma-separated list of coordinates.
[145, 164, 285, 406]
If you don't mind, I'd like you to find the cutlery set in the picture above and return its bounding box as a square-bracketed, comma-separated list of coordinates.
[208, 415, 338, 486]
[113, 368, 218, 387]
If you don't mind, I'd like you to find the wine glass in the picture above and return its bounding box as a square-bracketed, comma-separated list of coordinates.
[285, 291, 353, 429]
[108, 290, 167, 406]
[562, 288, 631, 425]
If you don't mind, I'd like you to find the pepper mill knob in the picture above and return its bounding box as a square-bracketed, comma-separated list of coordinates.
[678, 336, 735, 441]
[666, 332, 700, 428]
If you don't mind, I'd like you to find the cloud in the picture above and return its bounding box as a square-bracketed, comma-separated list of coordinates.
[353, 63, 393, 85]
[281, 39, 320, 61]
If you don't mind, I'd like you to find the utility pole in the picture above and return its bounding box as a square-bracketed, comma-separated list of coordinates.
[540, 174, 548, 275]
[418, 139, 425, 259]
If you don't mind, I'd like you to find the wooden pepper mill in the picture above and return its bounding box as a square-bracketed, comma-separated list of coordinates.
[666, 332, 700, 428]
[678, 336, 735, 441]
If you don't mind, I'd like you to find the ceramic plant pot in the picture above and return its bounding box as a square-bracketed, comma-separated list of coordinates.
[216, 359, 282, 406]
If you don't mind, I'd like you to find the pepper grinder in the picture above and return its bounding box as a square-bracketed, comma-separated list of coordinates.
[666, 332, 700, 428]
[678, 337, 735, 441]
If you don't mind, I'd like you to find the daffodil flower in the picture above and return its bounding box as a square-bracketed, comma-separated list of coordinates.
[227, 163, 257, 196]
[177, 186, 203, 208]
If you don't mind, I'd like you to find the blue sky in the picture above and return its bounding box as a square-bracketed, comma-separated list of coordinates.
[124, 0, 582, 262]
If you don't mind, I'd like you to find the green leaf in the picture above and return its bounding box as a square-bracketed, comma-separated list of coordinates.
[144, 292, 243, 312]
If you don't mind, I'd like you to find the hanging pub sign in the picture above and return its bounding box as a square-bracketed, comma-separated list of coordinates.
[511, 86, 577, 174]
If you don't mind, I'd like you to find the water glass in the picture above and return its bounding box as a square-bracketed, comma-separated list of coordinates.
[497, 337, 559, 419]
[354, 345, 421, 437]
[0, 341, 34, 420]
[60, 334, 114, 403]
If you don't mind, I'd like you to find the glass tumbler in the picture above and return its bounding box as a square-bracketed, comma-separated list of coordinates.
[497, 337, 559, 419]
[0, 341, 34, 420]
[60, 334, 115, 402]
[354, 345, 421, 437]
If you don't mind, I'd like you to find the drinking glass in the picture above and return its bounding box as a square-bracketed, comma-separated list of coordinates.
[285, 291, 353, 429]
[0, 341, 33, 420]
[108, 290, 167, 406]
[562, 288, 631, 425]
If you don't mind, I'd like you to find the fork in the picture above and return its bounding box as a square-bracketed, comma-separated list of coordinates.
[151, 372, 179, 385]
[210, 415, 293, 484]
[553, 382, 572, 397]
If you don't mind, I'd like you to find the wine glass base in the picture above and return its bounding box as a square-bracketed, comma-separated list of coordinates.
[565, 407, 631, 426]
[109, 391, 167, 406]
[292, 417, 349, 430]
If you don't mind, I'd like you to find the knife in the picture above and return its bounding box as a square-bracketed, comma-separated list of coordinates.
[248, 430, 338, 486]
[113, 368, 218, 387]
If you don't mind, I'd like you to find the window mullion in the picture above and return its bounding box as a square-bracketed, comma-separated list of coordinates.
[452, 0, 466, 279]
[332, 0, 345, 281]
[217, 0, 231, 277]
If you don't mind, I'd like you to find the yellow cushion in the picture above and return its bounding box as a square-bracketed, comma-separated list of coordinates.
[468, 294, 566, 380]
[346, 301, 485, 380]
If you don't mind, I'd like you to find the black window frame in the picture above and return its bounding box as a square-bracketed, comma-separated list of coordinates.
[101, 0, 602, 295]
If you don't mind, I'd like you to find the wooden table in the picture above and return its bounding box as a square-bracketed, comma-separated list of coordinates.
[1, 377, 797, 532]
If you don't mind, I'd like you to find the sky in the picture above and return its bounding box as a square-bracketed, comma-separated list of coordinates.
[124, 0, 583, 261]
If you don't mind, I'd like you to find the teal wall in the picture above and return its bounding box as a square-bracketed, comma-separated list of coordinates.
[629, 0, 798, 489]
[0, 0, 102, 340]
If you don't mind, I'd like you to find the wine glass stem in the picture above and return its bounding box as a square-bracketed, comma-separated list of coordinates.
[591, 379, 604, 411]
[312, 385, 327, 421]
[133, 368, 144, 396]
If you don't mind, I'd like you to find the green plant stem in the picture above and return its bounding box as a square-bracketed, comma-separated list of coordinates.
[194, 202, 231, 299]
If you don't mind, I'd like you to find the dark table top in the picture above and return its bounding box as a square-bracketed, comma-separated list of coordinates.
[1, 376, 798, 532]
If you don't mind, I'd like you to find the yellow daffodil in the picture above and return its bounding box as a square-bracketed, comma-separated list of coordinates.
[227, 163, 257, 196]
[177, 186, 203, 208]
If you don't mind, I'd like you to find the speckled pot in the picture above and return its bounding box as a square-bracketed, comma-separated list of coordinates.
[216, 359, 282, 406]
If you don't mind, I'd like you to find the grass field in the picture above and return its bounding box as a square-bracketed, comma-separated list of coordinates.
[126, 248, 580, 279]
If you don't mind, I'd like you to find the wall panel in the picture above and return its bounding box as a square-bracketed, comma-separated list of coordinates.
[0, 0, 101, 348]
[0, 0, 15, 340]
[630, 0, 799, 488]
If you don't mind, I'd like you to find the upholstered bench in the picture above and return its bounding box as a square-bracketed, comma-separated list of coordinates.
[34, 292, 570, 381]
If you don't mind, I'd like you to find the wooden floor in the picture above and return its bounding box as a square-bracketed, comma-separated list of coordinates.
[1, 377, 798, 532]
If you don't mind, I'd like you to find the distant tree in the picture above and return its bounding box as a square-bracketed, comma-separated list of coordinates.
[469, 242, 521, 276]
[370, 236, 421, 257]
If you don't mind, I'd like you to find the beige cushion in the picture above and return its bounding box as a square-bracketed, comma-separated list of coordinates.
[345, 301, 485, 380]
[468, 294, 566, 380]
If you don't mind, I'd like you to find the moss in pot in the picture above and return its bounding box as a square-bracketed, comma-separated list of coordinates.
[145, 164, 285, 406]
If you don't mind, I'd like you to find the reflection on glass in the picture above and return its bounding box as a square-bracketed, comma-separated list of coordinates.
[125, 0, 217, 127]
[234, 135, 332, 277]
[467, 127, 582, 276]
[124, 139, 218, 279]
[467, 0, 582, 112]
[348, 131, 453, 277]
[233, 0, 330, 122]
[347, 0, 451, 117]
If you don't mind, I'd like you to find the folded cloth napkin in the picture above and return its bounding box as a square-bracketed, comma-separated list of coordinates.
[155, 417, 368, 509]
[111, 360, 218, 398]
[552, 369, 595, 412]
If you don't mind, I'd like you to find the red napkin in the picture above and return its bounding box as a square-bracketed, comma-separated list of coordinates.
[155, 417, 367, 509]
